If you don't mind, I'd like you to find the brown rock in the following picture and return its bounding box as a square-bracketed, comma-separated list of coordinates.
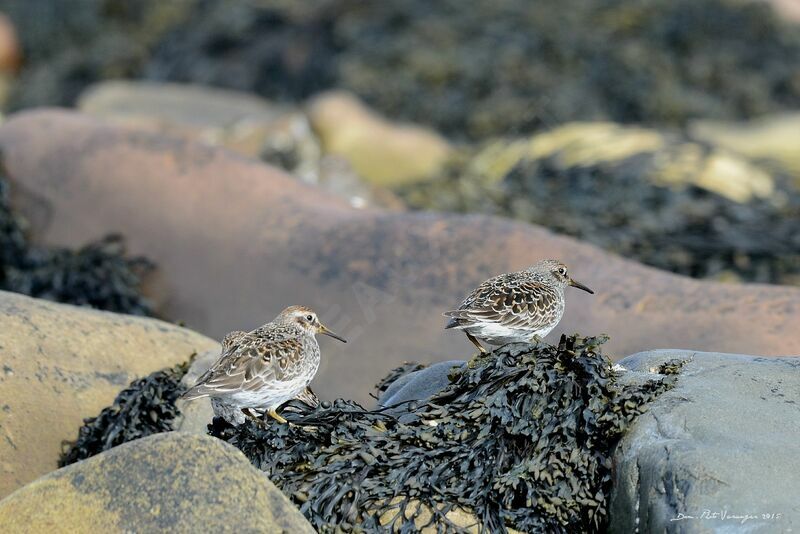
[0, 290, 217, 499]
[0, 13, 20, 75]
[77, 80, 286, 158]
[0, 432, 314, 533]
[78, 81, 401, 209]
[0, 109, 798, 408]
[0, 13, 20, 108]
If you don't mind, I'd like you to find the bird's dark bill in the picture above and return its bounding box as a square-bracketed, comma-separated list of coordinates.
[569, 279, 594, 294]
[321, 327, 347, 343]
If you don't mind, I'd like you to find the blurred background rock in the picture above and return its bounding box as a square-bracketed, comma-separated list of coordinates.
[0, 0, 798, 290]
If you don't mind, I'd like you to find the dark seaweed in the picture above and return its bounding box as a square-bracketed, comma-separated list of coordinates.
[59, 361, 191, 467]
[7, 0, 800, 140]
[498, 158, 800, 283]
[0, 166, 155, 315]
[326, 0, 800, 139]
[210, 335, 677, 533]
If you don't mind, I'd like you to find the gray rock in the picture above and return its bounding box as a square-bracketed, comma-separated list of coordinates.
[609, 350, 800, 533]
[79, 80, 283, 134]
[377, 360, 464, 410]
[175, 348, 220, 434]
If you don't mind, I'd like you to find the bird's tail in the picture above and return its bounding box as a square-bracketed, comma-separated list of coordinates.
[443, 310, 469, 329]
[179, 386, 209, 402]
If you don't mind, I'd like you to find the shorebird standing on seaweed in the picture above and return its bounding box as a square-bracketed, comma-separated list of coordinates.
[444, 259, 594, 354]
[181, 305, 345, 425]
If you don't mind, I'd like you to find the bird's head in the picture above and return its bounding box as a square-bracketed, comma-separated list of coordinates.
[530, 259, 594, 294]
[277, 305, 347, 342]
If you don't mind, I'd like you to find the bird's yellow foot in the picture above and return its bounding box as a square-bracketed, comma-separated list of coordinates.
[267, 408, 288, 424]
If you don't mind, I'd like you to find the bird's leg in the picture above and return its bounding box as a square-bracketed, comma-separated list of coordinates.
[266, 408, 288, 424]
[242, 408, 264, 426]
[465, 333, 493, 369]
[466, 332, 488, 354]
[242, 408, 270, 429]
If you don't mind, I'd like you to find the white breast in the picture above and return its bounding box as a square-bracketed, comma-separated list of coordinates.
[467, 321, 558, 346]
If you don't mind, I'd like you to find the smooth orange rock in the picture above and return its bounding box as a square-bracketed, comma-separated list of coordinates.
[0, 13, 20, 75]
[0, 290, 217, 499]
[0, 109, 797, 404]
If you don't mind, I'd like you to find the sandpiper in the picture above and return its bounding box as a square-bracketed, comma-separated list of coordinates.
[443, 259, 593, 353]
[181, 306, 345, 425]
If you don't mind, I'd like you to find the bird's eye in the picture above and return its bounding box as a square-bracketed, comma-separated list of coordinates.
[558, 268, 567, 276]
[306, 314, 314, 322]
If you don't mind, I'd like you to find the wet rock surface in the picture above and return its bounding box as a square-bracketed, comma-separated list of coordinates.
[0, 432, 315, 533]
[609, 350, 800, 533]
[0, 290, 217, 499]
[1, 110, 799, 404]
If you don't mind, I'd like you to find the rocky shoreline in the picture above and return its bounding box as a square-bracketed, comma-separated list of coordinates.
[1, 294, 797, 531]
[0, 2, 798, 529]
[0, 111, 796, 530]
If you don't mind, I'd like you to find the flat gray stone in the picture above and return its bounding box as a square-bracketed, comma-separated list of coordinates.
[174, 348, 219, 434]
[79, 80, 282, 128]
[377, 360, 464, 410]
[609, 350, 800, 533]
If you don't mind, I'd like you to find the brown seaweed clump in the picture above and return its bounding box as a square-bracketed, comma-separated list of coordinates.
[59, 361, 190, 467]
[211, 335, 678, 533]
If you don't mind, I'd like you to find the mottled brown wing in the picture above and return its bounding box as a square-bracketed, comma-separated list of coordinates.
[444, 279, 558, 331]
[182, 335, 302, 399]
[222, 330, 247, 351]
